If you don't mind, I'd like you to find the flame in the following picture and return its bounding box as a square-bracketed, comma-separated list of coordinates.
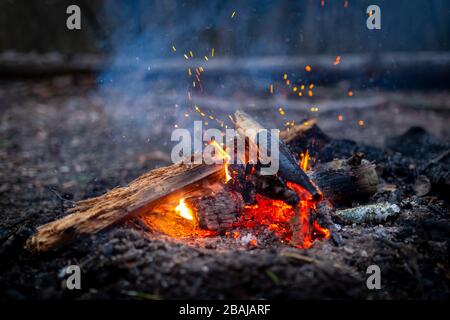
[175, 198, 194, 220]
[210, 140, 232, 182]
[300, 150, 310, 171]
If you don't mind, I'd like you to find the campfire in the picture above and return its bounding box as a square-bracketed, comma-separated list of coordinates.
[26, 111, 380, 252]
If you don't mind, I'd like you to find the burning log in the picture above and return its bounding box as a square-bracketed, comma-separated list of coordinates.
[234, 110, 322, 200]
[26, 162, 223, 252]
[186, 187, 244, 232]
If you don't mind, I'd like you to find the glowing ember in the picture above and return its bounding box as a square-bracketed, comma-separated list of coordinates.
[240, 181, 328, 248]
[175, 198, 194, 220]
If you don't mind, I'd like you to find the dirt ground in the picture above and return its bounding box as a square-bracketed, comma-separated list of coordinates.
[0, 74, 449, 299]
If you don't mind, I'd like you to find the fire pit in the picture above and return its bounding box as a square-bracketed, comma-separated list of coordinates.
[26, 111, 387, 253]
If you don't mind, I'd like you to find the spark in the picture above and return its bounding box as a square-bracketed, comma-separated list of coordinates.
[189, 51, 194, 57]
[305, 65, 312, 72]
[283, 73, 288, 80]
[333, 55, 341, 65]
[172, 45, 177, 52]
[309, 84, 315, 89]
[308, 90, 313, 97]
[348, 90, 354, 97]
[338, 115, 344, 121]
[358, 120, 365, 126]
[204, 55, 209, 61]
[278, 107, 286, 116]
[211, 48, 215, 57]
[231, 11, 236, 18]
[184, 54, 189, 60]
[269, 84, 274, 94]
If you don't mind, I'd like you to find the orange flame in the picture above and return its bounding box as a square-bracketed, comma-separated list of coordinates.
[300, 149, 310, 171]
[210, 140, 232, 182]
[175, 198, 194, 220]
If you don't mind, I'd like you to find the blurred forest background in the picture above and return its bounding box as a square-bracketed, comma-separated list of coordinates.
[0, 0, 448, 56]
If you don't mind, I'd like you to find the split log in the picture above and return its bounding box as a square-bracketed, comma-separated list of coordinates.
[26, 162, 223, 252]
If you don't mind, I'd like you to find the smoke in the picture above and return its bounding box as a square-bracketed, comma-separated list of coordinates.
[93, 0, 450, 151]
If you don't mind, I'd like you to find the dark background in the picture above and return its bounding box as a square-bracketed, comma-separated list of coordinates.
[1, 0, 448, 56]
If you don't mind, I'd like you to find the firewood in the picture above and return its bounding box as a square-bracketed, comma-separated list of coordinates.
[234, 110, 322, 200]
[186, 187, 244, 232]
[308, 153, 379, 205]
[26, 162, 223, 252]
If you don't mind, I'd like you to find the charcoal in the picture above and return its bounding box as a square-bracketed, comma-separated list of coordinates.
[386, 127, 449, 162]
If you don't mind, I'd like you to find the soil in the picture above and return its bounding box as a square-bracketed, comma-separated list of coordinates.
[0, 74, 449, 300]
